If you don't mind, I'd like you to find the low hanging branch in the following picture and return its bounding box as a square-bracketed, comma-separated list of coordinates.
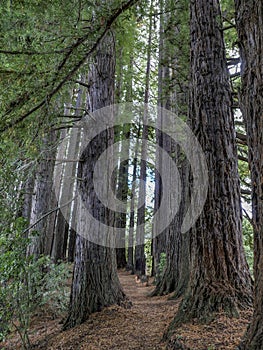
[22, 196, 76, 235]
[0, 0, 139, 133]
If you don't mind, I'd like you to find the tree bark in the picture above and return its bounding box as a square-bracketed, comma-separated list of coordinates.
[134, 0, 153, 276]
[20, 173, 35, 224]
[235, 1, 263, 349]
[52, 86, 84, 263]
[64, 31, 126, 330]
[115, 125, 130, 269]
[151, 0, 166, 279]
[152, 0, 190, 295]
[27, 130, 57, 257]
[168, 0, 252, 330]
[126, 126, 141, 273]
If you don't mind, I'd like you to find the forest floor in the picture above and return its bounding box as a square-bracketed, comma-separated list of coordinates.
[1, 271, 252, 350]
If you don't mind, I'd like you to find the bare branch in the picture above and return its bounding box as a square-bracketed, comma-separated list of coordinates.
[0, 49, 65, 55]
[22, 197, 76, 235]
[242, 208, 254, 227]
[241, 189, 251, 196]
[75, 80, 90, 89]
[238, 155, 248, 162]
[236, 132, 247, 145]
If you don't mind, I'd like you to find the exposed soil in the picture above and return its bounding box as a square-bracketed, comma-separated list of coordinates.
[1, 271, 252, 349]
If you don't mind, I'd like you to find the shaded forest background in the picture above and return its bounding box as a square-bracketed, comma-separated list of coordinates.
[0, 0, 262, 349]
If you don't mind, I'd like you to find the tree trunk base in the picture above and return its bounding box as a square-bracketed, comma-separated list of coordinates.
[63, 292, 128, 331]
[150, 267, 187, 298]
[165, 281, 252, 339]
[237, 311, 263, 350]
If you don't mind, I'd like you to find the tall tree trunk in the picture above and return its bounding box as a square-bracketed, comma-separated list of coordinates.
[20, 172, 35, 224]
[50, 127, 69, 263]
[67, 123, 83, 263]
[115, 125, 130, 269]
[167, 0, 252, 331]
[235, 1, 263, 349]
[27, 131, 57, 257]
[126, 126, 140, 273]
[64, 31, 126, 330]
[115, 50, 135, 271]
[152, 0, 190, 295]
[52, 85, 84, 263]
[151, 0, 166, 279]
[134, 0, 153, 276]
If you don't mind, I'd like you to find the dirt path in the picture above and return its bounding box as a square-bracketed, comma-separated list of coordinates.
[1, 270, 253, 349]
[2, 271, 179, 349]
[38, 271, 179, 350]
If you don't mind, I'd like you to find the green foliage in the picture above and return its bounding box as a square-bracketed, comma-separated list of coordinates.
[0, 0, 137, 136]
[114, 0, 160, 104]
[220, 0, 238, 52]
[144, 239, 152, 275]
[0, 1, 86, 126]
[0, 215, 71, 348]
[40, 260, 71, 317]
[242, 218, 253, 274]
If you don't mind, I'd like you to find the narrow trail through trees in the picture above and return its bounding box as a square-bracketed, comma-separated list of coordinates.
[2, 271, 179, 349]
[37, 271, 179, 349]
[2, 271, 252, 349]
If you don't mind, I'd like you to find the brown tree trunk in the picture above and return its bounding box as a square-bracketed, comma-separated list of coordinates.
[235, 1, 263, 349]
[67, 227, 76, 263]
[115, 49, 128, 268]
[168, 0, 252, 331]
[151, 0, 166, 279]
[21, 174, 35, 224]
[152, 0, 190, 295]
[52, 86, 84, 263]
[134, 0, 153, 276]
[152, 158, 190, 297]
[126, 126, 141, 273]
[27, 130, 57, 257]
[115, 125, 130, 269]
[64, 31, 126, 330]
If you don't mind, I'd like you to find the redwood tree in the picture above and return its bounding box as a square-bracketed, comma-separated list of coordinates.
[63, 31, 126, 330]
[27, 131, 57, 258]
[151, 0, 190, 296]
[168, 0, 252, 330]
[235, 1, 263, 349]
[134, 0, 154, 276]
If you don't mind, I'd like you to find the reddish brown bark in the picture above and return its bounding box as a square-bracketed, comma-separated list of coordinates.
[235, 1, 263, 349]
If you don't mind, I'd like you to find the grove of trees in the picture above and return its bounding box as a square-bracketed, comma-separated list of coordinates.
[0, 0, 262, 349]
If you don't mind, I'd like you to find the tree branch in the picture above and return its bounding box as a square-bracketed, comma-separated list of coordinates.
[241, 189, 251, 196]
[0, 0, 139, 133]
[238, 155, 248, 162]
[0, 49, 66, 55]
[22, 197, 76, 235]
[236, 131, 247, 145]
[75, 80, 90, 89]
[242, 208, 254, 228]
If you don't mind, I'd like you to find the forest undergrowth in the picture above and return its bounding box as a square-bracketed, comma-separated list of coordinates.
[1, 271, 252, 350]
